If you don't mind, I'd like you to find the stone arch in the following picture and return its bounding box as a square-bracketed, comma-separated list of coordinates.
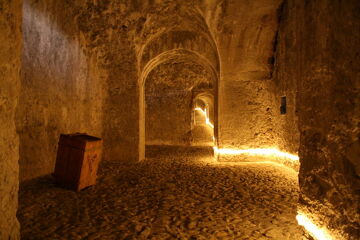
[135, 2, 220, 69]
[139, 49, 219, 160]
[192, 91, 215, 128]
[191, 91, 215, 146]
[138, 29, 220, 74]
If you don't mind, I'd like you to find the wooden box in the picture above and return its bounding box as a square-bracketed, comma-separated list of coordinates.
[54, 133, 102, 191]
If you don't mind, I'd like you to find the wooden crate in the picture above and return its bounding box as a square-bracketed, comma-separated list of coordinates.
[54, 133, 102, 191]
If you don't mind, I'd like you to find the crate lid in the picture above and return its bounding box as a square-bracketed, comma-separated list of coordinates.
[66, 134, 101, 142]
[59, 133, 102, 150]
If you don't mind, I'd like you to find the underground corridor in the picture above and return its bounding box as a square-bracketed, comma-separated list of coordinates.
[1, 0, 359, 240]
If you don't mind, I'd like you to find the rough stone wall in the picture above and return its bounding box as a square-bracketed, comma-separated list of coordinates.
[146, 92, 192, 146]
[272, 0, 300, 155]
[277, 0, 360, 238]
[17, 0, 169, 177]
[17, 0, 104, 180]
[76, 0, 148, 163]
[146, 62, 213, 146]
[200, 0, 294, 156]
[0, 0, 22, 238]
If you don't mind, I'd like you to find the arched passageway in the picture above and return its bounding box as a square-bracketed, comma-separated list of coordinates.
[144, 60, 214, 147]
[191, 92, 215, 146]
[139, 49, 219, 160]
[136, 4, 220, 160]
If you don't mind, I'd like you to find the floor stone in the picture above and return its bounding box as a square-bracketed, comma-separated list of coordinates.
[18, 147, 305, 240]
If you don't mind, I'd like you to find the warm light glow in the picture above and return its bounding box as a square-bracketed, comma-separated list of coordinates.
[296, 212, 333, 240]
[195, 107, 214, 129]
[213, 146, 299, 161]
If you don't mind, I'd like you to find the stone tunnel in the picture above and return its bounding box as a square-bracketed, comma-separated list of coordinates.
[0, 0, 359, 239]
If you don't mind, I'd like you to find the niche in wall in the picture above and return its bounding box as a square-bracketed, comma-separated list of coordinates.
[280, 96, 287, 115]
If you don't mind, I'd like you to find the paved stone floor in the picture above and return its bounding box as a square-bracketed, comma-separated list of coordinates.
[18, 146, 305, 240]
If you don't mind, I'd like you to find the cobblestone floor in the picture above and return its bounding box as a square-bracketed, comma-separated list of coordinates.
[18, 146, 305, 240]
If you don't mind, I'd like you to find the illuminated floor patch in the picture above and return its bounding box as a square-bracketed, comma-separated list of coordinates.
[195, 107, 214, 129]
[297, 211, 334, 240]
[214, 147, 299, 161]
